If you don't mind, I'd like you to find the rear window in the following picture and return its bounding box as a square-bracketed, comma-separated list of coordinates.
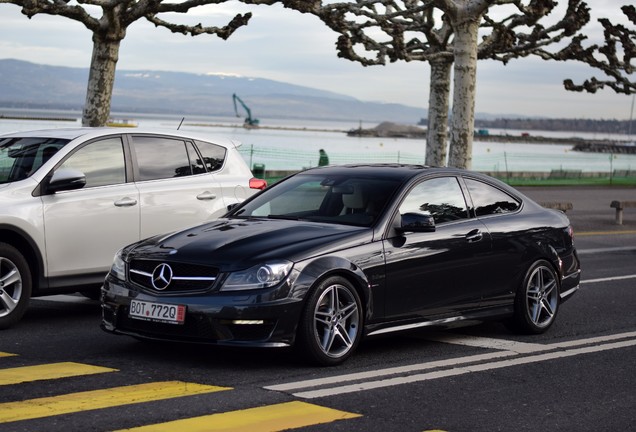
[465, 178, 521, 216]
[195, 140, 226, 172]
[132, 136, 204, 181]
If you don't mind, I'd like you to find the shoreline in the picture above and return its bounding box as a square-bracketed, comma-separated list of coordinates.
[2, 113, 634, 153]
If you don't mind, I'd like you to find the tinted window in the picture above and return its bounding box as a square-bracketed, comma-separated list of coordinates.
[465, 178, 520, 216]
[234, 174, 401, 227]
[133, 136, 195, 181]
[0, 137, 68, 183]
[400, 177, 468, 224]
[58, 137, 126, 188]
[186, 142, 206, 174]
[195, 140, 226, 172]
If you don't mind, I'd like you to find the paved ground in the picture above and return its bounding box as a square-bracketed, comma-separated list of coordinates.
[517, 186, 636, 233]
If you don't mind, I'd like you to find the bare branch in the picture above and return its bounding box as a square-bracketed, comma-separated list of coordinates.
[558, 5, 635, 94]
[2, 0, 101, 30]
[144, 11, 252, 39]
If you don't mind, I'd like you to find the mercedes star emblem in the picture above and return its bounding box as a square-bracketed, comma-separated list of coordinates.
[151, 263, 173, 290]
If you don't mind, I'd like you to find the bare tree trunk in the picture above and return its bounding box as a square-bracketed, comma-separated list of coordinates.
[448, 13, 480, 169]
[82, 33, 122, 127]
[425, 58, 452, 167]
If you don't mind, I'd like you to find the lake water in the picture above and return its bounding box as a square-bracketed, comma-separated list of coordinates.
[1, 109, 635, 174]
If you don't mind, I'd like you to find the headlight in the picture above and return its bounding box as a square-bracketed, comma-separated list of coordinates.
[110, 249, 127, 281]
[221, 261, 293, 291]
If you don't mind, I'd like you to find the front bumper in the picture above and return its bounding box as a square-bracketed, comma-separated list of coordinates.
[100, 276, 304, 348]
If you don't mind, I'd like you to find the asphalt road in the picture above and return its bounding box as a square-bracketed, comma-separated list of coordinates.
[1, 191, 634, 432]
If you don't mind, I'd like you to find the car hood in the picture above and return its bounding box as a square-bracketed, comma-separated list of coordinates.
[127, 218, 371, 271]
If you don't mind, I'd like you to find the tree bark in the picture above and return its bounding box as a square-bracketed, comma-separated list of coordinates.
[82, 33, 122, 127]
[425, 58, 452, 167]
[447, 11, 480, 169]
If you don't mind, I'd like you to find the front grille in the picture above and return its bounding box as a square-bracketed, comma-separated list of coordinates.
[128, 259, 219, 294]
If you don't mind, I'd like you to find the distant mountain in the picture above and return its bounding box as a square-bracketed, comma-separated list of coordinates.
[0, 59, 427, 124]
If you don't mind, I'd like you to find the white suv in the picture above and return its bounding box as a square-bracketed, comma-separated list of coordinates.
[0, 127, 266, 328]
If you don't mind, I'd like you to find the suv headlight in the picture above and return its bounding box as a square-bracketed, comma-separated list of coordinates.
[221, 261, 293, 291]
[110, 249, 127, 281]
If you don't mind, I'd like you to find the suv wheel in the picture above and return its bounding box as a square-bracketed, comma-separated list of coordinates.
[0, 243, 32, 329]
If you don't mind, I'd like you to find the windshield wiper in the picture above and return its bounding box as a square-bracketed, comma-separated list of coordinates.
[266, 215, 302, 221]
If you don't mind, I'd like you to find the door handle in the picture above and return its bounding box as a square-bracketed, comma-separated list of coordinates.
[197, 191, 217, 201]
[466, 230, 483, 243]
[114, 197, 138, 207]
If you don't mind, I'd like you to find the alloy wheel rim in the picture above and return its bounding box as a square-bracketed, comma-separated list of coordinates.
[0, 257, 22, 318]
[313, 283, 360, 358]
[526, 266, 558, 328]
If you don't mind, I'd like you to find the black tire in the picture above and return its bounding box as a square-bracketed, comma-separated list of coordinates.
[297, 276, 363, 366]
[0, 243, 32, 329]
[511, 259, 560, 334]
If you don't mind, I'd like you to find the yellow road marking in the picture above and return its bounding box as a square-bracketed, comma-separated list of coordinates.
[0, 362, 117, 386]
[578, 230, 636, 236]
[116, 400, 361, 432]
[0, 381, 231, 423]
[0, 352, 16, 358]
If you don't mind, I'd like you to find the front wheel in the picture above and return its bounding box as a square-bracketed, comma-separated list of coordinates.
[511, 259, 560, 334]
[0, 243, 32, 329]
[297, 276, 363, 366]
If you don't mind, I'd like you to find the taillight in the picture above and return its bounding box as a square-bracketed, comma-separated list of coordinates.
[249, 178, 267, 190]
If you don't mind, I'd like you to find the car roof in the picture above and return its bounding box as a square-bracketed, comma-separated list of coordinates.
[0, 127, 240, 148]
[299, 164, 472, 182]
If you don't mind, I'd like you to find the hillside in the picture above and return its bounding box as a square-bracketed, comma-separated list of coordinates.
[0, 59, 426, 124]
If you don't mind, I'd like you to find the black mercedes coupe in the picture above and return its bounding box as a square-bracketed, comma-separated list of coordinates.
[101, 164, 580, 365]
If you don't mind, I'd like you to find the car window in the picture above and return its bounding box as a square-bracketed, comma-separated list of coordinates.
[0, 137, 68, 183]
[133, 136, 201, 181]
[464, 178, 521, 216]
[233, 173, 401, 227]
[194, 140, 226, 173]
[58, 137, 126, 188]
[251, 180, 328, 217]
[400, 177, 468, 224]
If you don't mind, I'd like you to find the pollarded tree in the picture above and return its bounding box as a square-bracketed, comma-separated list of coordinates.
[243, 0, 589, 168]
[0, 0, 255, 126]
[557, 5, 635, 94]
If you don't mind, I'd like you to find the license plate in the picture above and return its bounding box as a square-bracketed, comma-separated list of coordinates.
[129, 300, 186, 325]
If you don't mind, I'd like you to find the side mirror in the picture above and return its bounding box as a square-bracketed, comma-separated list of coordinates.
[399, 212, 436, 233]
[46, 168, 86, 193]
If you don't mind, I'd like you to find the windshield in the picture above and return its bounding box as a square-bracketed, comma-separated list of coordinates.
[230, 173, 402, 227]
[0, 137, 69, 184]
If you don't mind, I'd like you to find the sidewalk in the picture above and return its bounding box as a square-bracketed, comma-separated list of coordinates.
[517, 186, 636, 233]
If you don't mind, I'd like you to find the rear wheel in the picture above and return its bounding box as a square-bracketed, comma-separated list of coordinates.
[512, 260, 560, 334]
[297, 276, 362, 366]
[0, 243, 32, 329]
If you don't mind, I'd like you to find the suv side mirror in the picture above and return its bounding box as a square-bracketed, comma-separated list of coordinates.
[398, 212, 436, 233]
[46, 168, 86, 193]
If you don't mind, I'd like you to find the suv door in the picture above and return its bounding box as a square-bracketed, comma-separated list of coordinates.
[129, 135, 227, 239]
[41, 136, 140, 286]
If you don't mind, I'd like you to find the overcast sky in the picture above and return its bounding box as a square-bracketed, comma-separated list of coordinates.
[0, 1, 633, 120]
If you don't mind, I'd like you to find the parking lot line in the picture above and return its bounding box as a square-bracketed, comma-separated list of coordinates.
[114, 401, 361, 432]
[266, 332, 636, 397]
[0, 352, 16, 358]
[291, 338, 636, 399]
[580, 274, 636, 284]
[422, 333, 545, 353]
[0, 381, 231, 423]
[0, 362, 117, 386]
